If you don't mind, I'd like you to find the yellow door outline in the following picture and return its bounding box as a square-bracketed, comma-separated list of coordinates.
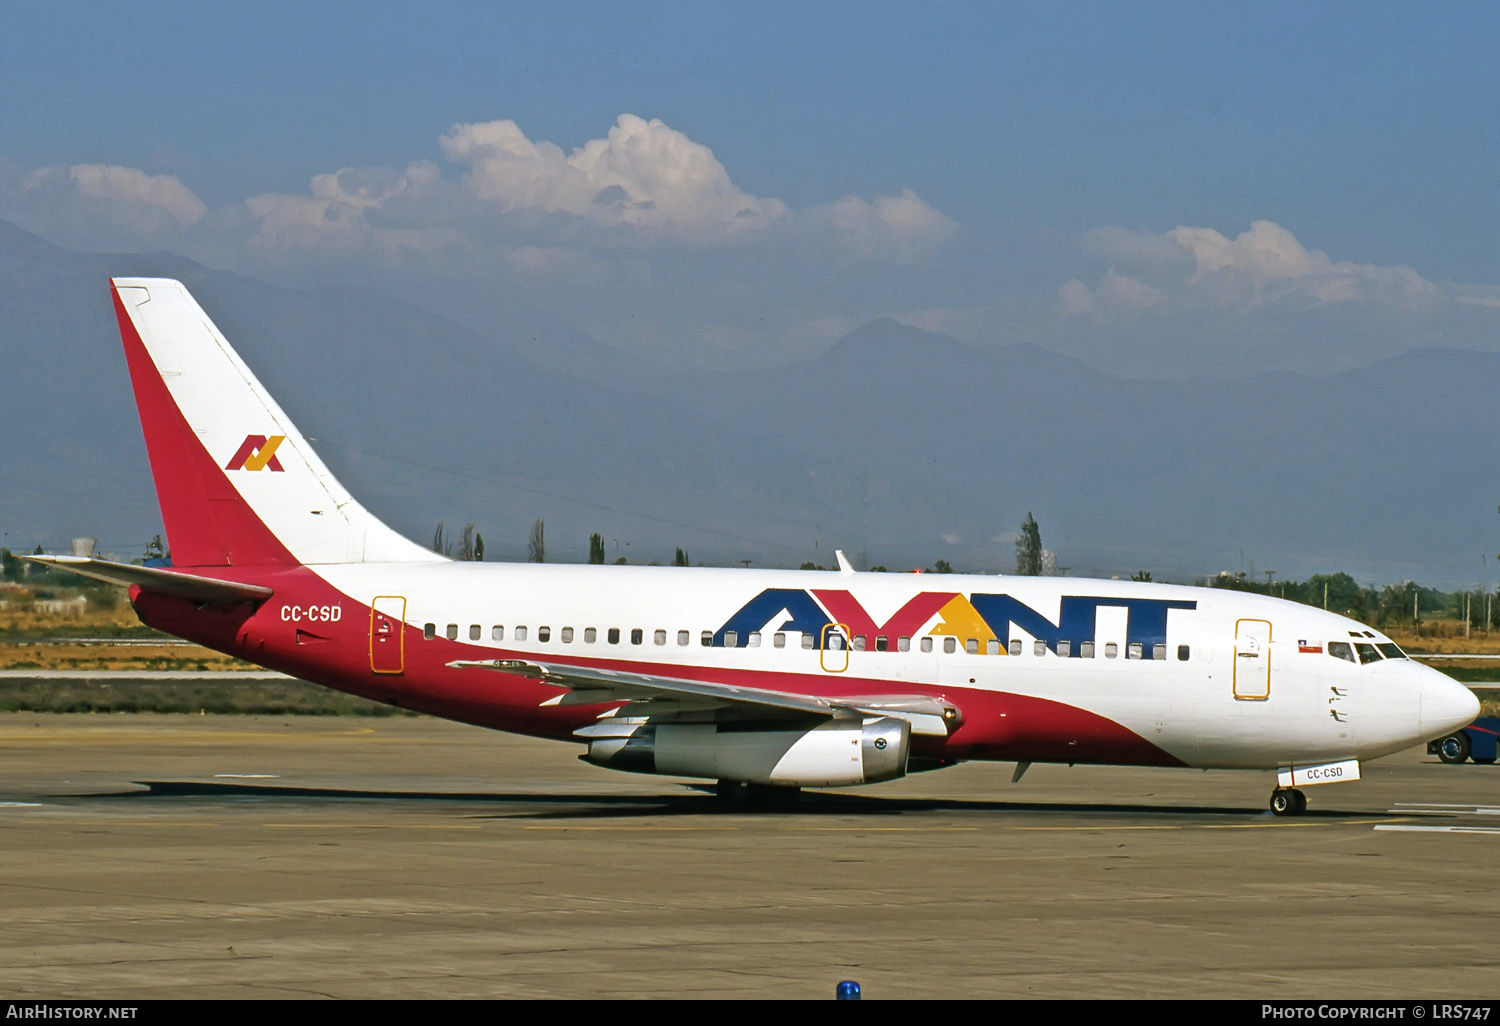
[820, 622, 850, 673]
[370, 595, 407, 675]
[1233, 618, 1271, 700]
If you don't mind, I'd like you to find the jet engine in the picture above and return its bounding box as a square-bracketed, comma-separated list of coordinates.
[582, 716, 911, 787]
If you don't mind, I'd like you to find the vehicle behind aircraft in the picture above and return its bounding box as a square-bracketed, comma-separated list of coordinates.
[27, 279, 1481, 815]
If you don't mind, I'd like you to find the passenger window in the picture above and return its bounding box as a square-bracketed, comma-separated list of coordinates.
[1127, 642, 1142, 659]
[702, 630, 713, 647]
[774, 632, 786, 649]
[1177, 644, 1190, 661]
[678, 630, 690, 646]
[1152, 644, 1166, 660]
[491, 625, 504, 641]
[654, 629, 667, 646]
[898, 636, 910, 652]
[1034, 640, 1046, 656]
[801, 633, 815, 650]
[748, 631, 761, 647]
[608, 628, 620, 645]
[514, 626, 527, 642]
[446, 623, 458, 641]
[852, 635, 867, 652]
[631, 628, 643, 645]
[943, 637, 956, 654]
[469, 624, 481, 641]
[561, 627, 574, 643]
[585, 627, 597, 643]
[423, 622, 436, 640]
[537, 626, 551, 643]
[1057, 640, 1071, 658]
[986, 639, 1000, 655]
[965, 638, 979, 655]
[1105, 642, 1118, 659]
[876, 635, 889, 652]
[827, 633, 844, 651]
[724, 630, 738, 648]
[1327, 641, 1356, 663]
[1080, 641, 1094, 658]
[921, 637, 934, 653]
[1009, 639, 1021, 656]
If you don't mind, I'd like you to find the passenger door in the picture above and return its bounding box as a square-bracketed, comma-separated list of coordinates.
[370, 595, 407, 675]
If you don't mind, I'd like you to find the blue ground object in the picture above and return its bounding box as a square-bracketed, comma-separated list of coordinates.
[1428, 716, 1500, 764]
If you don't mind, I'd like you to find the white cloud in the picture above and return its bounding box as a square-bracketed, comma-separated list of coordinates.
[1070, 219, 1444, 315]
[63, 164, 207, 226]
[808, 189, 955, 262]
[245, 161, 460, 258]
[439, 114, 786, 239]
[1059, 268, 1164, 319]
[1, 163, 206, 245]
[1169, 220, 1316, 284]
[238, 114, 951, 263]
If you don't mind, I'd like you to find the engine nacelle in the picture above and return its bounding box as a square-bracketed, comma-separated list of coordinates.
[584, 717, 911, 787]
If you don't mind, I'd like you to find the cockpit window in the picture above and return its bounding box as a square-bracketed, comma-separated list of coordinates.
[1377, 642, 1407, 660]
[1354, 642, 1383, 664]
[1327, 641, 1356, 664]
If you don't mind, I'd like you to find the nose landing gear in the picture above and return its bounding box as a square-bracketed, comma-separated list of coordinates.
[1270, 787, 1308, 816]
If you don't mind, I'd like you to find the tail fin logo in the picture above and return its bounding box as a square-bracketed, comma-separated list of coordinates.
[225, 434, 287, 472]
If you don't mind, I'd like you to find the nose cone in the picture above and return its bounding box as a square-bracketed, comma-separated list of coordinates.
[1420, 670, 1481, 739]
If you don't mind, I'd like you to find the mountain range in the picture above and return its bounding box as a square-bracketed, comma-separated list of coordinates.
[2, 219, 1495, 587]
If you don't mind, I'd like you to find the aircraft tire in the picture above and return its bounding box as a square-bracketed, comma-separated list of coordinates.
[1437, 733, 1471, 764]
[1269, 788, 1304, 817]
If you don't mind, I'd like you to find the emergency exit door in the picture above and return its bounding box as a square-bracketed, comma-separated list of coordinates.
[1233, 618, 1271, 700]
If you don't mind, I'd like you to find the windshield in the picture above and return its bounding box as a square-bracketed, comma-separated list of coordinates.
[1328, 641, 1356, 664]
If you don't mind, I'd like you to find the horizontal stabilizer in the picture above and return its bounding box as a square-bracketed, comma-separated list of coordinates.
[22, 555, 273, 604]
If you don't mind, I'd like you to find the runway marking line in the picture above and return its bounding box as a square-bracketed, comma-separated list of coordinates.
[1374, 825, 1500, 835]
[258, 822, 482, 829]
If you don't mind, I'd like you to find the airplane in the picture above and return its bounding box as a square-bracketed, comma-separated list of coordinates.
[26, 277, 1480, 816]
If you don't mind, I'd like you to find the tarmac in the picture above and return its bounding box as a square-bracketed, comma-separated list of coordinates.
[2, 713, 1498, 1000]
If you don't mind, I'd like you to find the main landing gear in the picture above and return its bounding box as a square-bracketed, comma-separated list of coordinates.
[715, 779, 803, 809]
[1269, 787, 1308, 817]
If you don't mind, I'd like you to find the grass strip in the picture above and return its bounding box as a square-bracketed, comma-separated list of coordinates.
[0, 680, 416, 716]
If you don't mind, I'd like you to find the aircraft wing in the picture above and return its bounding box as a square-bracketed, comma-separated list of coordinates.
[22, 555, 273, 604]
[447, 658, 962, 737]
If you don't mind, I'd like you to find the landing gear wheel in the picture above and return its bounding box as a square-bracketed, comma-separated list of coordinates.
[1438, 733, 1472, 764]
[1270, 788, 1307, 817]
[715, 779, 749, 807]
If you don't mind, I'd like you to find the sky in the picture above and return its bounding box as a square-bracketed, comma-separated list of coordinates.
[3, 2, 1500, 375]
